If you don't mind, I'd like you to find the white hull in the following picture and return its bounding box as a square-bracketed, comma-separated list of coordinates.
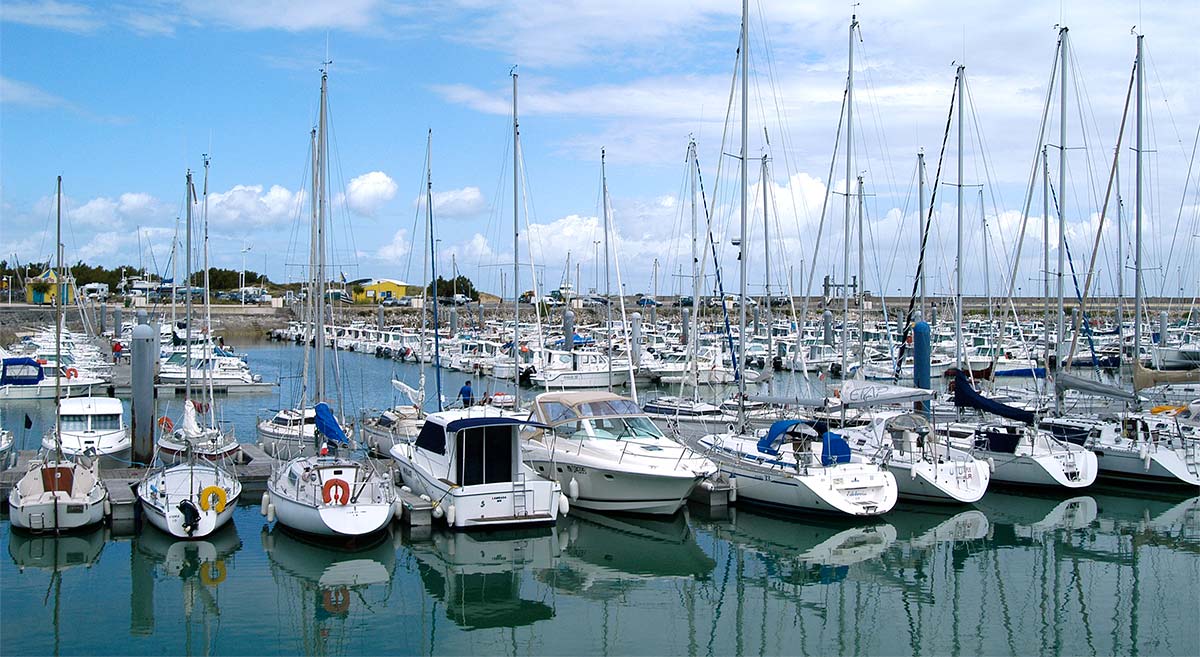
[267, 488, 394, 537]
[531, 369, 630, 389]
[526, 459, 701, 515]
[0, 380, 103, 399]
[138, 464, 241, 538]
[981, 448, 1097, 488]
[8, 491, 107, 532]
[887, 458, 990, 504]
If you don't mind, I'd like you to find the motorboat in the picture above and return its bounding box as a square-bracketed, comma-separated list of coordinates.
[522, 391, 717, 515]
[43, 396, 131, 466]
[391, 407, 565, 529]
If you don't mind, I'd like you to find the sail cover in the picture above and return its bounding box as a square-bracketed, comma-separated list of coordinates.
[1055, 372, 1136, 402]
[840, 380, 934, 409]
[953, 372, 1035, 424]
[314, 402, 350, 446]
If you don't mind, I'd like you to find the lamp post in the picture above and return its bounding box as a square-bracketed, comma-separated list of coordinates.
[240, 242, 252, 306]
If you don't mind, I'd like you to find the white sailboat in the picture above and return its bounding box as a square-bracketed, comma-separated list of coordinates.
[9, 176, 110, 534]
[264, 66, 396, 539]
[138, 167, 242, 539]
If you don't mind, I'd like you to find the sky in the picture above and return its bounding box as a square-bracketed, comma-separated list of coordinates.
[1, 0, 1197, 302]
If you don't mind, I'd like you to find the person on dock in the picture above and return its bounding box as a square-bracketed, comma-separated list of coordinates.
[457, 380, 474, 407]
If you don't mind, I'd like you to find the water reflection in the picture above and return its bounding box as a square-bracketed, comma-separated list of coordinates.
[543, 510, 715, 599]
[410, 528, 559, 631]
[9, 525, 108, 572]
[262, 526, 397, 655]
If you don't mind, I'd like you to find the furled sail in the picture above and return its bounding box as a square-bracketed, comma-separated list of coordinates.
[953, 371, 1035, 424]
[1054, 372, 1136, 402]
[1132, 361, 1200, 392]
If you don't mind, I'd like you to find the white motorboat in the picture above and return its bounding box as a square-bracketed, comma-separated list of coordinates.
[264, 402, 396, 538]
[391, 408, 566, 530]
[258, 407, 319, 458]
[42, 396, 131, 466]
[529, 349, 629, 389]
[522, 391, 718, 515]
[138, 456, 241, 538]
[0, 411, 13, 469]
[359, 379, 424, 455]
[0, 354, 105, 399]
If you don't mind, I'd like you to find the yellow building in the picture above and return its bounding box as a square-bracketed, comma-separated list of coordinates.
[353, 278, 423, 304]
[25, 270, 76, 305]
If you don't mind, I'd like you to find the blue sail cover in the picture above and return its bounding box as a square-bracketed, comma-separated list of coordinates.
[313, 402, 350, 446]
[1, 358, 45, 386]
[953, 372, 1035, 424]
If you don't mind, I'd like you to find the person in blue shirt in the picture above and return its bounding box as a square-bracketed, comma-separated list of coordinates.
[457, 380, 474, 407]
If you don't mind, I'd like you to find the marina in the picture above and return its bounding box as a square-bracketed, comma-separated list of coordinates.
[2, 0, 1199, 655]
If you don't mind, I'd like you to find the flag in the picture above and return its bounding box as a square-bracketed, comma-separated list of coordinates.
[24, 414, 33, 429]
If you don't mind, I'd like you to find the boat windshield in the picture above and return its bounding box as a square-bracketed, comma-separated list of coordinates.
[553, 415, 664, 441]
[60, 414, 88, 432]
[576, 399, 642, 417]
[92, 414, 122, 430]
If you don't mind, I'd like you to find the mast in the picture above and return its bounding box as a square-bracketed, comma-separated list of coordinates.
[301, 128, 317, 408]
[841, 14, 857, 382]
[737, 0, 749, 423]
[1115, 147, 1123, 365]
[1043, 147, 1052, 369]
[981, 188, 994, 345]
[54, 175, 63, 460]
[857, 174, 865, 363]
[762, 154, 772, 362]
[427, 130, 443, 411]
[1056, 27, 1068, 375]
[955, 64, 965, 370]
[185, 171, 194, 404]
[1133, 34, 1144, 368]
[314, 66, 329, 403]
[201, 155, 216, 425]
[689, 139, 701, 400]
[602, 149, 613, 392]
[512, 69, 521, 406]
[917, 151, 926, 318]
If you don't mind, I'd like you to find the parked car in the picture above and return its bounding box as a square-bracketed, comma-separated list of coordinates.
[636, 297, 662, 307]
[672, 296, 694, 307]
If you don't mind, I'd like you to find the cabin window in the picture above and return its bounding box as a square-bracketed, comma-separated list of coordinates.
[92, 414, 121, 430]
[539, 402, 575, 423]
[415, 422, 446, 455]
[60, 415, 88, 432]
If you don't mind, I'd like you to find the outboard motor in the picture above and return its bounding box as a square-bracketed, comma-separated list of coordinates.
[178, 499, 201, 536]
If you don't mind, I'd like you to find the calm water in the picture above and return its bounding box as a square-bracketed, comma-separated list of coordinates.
[2, 341, 1198, 656]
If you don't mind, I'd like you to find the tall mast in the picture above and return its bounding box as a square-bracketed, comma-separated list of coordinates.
[981, 188, 994, 339]
[1056, 27, 1068, 376]
[762, 153, 771, 362]
[314, 66, 329, 402]
[602, 149, 613, 391]
[917, 151, 926, 317]
[1133, 34, 1144, 368]
[857, 174, 865, 363]
[427, 130, 443, 411]
[1043, 146, 1052, 369]
[689, 139, 701, 399]
[302, 128, 317, 408]
[201, 155, 216, 425]
[841, 14, 857, 381]
[955, 64, 964, 370]
[511, 69, 521, 406]
[54, 175, 63, 458]
[184, 171, 194, 403]
[1115, 147, 1123, 365]
[737, 0, 749, 423]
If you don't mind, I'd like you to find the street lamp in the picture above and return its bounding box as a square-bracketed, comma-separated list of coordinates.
[240, 243, 253, 306]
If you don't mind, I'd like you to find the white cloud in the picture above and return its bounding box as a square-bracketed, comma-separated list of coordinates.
[415, 186, 486, 218]
[207, 184, 306, 227]
[0, 0, 101, 33]
[190, 0, 385, 32]
[0, 76, 72, 109]
[376, 229, 410, 261]
[344, 171, 397, 217]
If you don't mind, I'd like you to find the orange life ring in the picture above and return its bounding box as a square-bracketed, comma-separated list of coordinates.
[65, 367, 79, 379]
[322, 586, 350, 614]
[322, 478, 351, 505]
[158, 416, 174, 432]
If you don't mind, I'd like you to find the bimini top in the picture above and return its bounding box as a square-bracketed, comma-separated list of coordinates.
[533, 391, 644, 425]
[757, 419, 818, 456]
[1, 357, 44, 386]
[313, 402, 349, 446]
[417, 409, 547, 455]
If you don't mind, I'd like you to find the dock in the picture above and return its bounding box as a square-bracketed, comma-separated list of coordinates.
[0, 445, 433, 534]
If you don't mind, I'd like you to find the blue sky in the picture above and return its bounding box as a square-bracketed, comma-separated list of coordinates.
[2, 1, 1196, 300]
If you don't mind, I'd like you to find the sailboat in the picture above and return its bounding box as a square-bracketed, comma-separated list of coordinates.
[263, 66, 397, 539]
[8, 176, 110, 533]
[1040, 35, 1200, 488]
[138, 168, 242, 539]
[692, 11, 898, 518]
